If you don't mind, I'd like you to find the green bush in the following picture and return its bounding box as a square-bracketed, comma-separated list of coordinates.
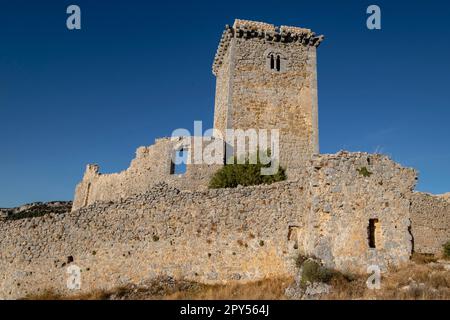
[443, 241, 450, 258]
[356, 167, 373, 177]
[209, 150, 286, 189]
[301, 260, 334, 285]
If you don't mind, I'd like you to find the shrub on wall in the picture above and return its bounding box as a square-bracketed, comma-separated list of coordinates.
[443, 241, 450, 258]
[357, 167, 373, 177]
[208, 150, 286, 189]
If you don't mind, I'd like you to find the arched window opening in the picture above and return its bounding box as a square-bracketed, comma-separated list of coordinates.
[266, 50, 287, 73]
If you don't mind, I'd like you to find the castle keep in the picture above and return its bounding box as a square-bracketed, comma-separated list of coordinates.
[0, 19, 448, 299]
[212, 20, 321, 174]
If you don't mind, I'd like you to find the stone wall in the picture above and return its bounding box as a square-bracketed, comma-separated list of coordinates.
[410, 192, 450, 255]
[304, 153, 416, 271]
[1, 181, 308, 299]
[213, 30, 233, 134]
[229, 37, 318, 175]
[0, 152, 417, 299]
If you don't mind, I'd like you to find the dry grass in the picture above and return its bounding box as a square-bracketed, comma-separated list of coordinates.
[326, 258, 450, 300]
[371, 263, 450, 299]
[24, 259, 450, 300]
[24, 277, 290, 301]
[23, 289, 111, 300]
[411, 252, 438, 264]
[165, 278, 290, 300]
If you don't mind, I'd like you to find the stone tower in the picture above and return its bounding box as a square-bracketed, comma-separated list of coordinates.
[212, 19, 323, 175]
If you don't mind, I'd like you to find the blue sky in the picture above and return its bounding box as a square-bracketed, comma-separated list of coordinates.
[0, 0, 449, 207]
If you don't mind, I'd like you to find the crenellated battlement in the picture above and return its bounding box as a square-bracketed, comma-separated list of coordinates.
[212, 19, 324, 75]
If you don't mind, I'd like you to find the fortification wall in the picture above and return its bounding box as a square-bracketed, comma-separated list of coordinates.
[1, 180, 308, 299]
[0, 152, 416, 299]
[410, 192, 450, 254]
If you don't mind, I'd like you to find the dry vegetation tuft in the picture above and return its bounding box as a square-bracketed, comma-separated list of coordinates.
[24, 259, 449, 300]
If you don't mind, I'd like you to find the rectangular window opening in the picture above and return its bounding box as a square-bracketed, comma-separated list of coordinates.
[170, 149, 187, 175]
[368, 218, 379, 249]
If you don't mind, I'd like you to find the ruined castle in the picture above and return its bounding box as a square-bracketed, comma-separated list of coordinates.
[0, 19, 448, 299]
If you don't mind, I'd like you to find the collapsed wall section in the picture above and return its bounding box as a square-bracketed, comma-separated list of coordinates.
[72, 137, 223, 211]
[410, 192, 450, 255]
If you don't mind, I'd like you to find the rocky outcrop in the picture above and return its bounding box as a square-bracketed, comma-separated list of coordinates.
[0, 201, 72, 221]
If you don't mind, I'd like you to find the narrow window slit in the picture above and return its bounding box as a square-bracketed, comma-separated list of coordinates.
[368, 219, 379, 248]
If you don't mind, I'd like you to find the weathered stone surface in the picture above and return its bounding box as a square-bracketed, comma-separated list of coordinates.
[410, 192, 450, 254]
[303, 152, 417, 272]
[0, 152, 420, 299]
[440, 192, 450, 202]
[213, 19, 320, 176]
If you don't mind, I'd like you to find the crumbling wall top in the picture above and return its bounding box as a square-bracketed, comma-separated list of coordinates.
[232, 19, 275, 31]
[212, 19, 324, 75]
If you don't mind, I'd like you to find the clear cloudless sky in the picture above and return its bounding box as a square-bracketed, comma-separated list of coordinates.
[0, 0, 449, 207]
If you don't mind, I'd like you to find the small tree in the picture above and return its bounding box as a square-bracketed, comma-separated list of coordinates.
[209, 150, 286, 189]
